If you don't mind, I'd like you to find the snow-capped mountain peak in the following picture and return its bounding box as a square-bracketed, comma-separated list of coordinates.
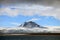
[19, 21, 41, 28]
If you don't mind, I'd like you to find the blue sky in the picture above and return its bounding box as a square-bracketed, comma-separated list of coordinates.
[0, 14, 60, 27]
[0, 0, 60, 27]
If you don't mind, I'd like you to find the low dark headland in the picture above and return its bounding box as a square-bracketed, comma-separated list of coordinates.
[0, 33, 60, 36]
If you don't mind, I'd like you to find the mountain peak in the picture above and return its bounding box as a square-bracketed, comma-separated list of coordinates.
[19, 21, 41, 28]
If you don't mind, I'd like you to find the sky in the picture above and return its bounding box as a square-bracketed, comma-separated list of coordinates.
[0, 0, 60, 27]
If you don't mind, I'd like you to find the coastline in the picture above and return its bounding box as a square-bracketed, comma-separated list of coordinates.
[0, 33, 60, 36]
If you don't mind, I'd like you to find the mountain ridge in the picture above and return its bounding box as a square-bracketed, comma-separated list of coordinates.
[19, 21, 46, 28]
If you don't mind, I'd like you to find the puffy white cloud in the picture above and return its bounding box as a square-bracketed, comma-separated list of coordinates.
[27, 18, 40, 22]
[10, 22, 21, 26]
[0, 7, 20, 16]
[0, 5, 60, 19]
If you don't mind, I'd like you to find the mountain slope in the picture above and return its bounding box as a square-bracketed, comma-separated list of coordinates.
[19, 21, 43, 28]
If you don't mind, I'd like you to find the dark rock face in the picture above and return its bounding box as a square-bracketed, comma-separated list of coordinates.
[19, 21, 40, 28]
[23, 21, 40, 28]
[19, 21, 47, 29]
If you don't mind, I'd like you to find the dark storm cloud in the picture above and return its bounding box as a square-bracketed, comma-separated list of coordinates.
[0, 0, 60, 19]
[0, 0, 60, 7]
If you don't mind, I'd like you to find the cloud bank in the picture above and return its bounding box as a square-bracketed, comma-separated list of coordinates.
[0, 5, 60, 20]
[0, 0, 60, 20]
[0, 27, 60, 33]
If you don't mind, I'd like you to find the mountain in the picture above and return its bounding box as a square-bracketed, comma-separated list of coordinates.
[19, 21, 44, 28]
[0, 21, 60, 34]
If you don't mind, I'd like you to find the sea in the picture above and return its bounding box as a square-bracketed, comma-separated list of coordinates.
[0, 35, 60, 40]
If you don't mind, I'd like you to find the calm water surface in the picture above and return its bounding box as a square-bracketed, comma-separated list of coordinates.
[0, 35, 60, 40]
